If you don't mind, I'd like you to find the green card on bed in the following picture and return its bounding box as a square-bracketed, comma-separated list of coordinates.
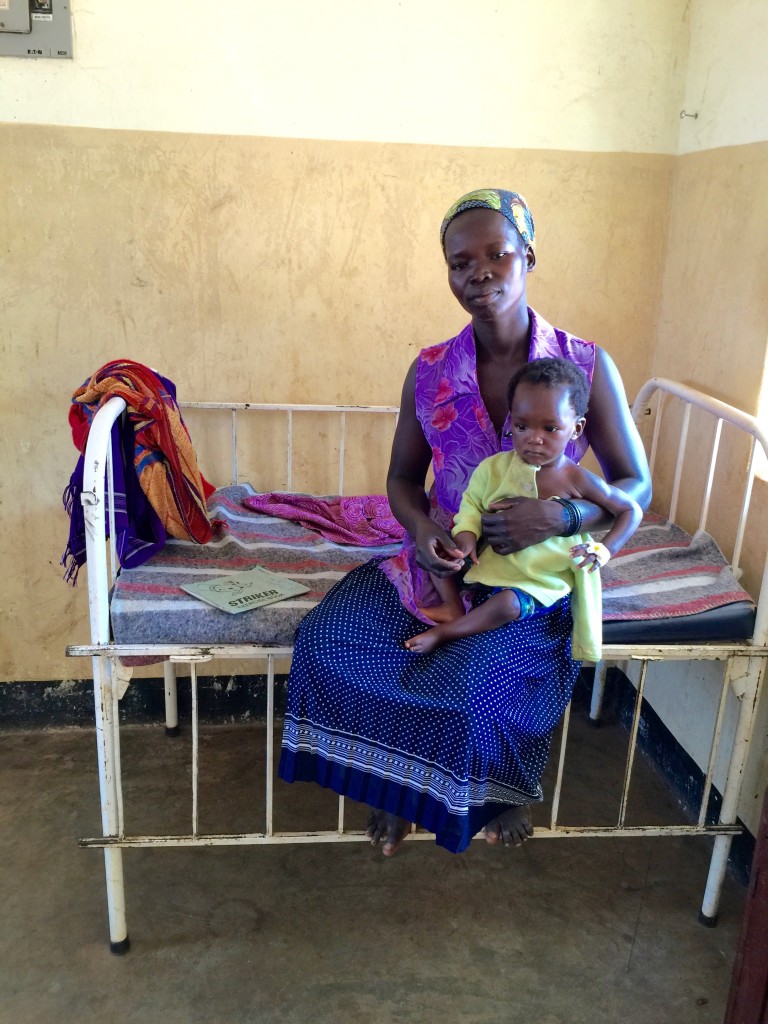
[181, 566, 310, 614]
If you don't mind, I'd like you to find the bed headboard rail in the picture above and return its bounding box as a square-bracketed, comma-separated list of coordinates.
[180, 402, 400, 493]
[81, 396, 127, 644]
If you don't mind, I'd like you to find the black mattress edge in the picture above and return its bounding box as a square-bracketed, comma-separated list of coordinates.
[602, 600, 756, 645]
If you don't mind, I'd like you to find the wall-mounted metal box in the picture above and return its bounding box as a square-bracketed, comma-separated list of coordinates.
[0, 0, 72, 59]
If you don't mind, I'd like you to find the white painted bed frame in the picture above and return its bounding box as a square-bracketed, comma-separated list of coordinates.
[66, 380, 768, 953]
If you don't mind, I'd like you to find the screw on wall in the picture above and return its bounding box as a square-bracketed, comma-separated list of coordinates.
[679, 110, 699, 119]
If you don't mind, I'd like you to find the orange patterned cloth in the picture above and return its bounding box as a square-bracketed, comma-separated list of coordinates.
[69, 359, 213, 544]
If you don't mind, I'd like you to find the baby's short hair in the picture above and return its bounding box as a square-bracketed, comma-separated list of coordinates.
[507, 357, 590, 418]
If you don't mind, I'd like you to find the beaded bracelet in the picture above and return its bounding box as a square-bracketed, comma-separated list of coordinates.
[549, 496, 583, 537]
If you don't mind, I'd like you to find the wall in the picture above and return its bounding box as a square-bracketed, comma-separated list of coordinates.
[1, 0, 766, 831]
[631, 0, 768, 835]
[0, 0, 685, 682]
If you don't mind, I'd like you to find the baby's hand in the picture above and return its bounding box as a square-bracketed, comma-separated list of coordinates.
[453, 531, 478, 565]
[570, 542, 611, 573]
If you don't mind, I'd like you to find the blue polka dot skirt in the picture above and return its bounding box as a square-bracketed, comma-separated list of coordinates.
[278, 559, 580, 853]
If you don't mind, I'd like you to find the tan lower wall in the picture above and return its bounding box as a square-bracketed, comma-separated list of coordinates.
[652, 142, 768, 601]
[2, 124, 671, 680]
[653, 142, 768, 412]
[645, 142, 768, 833]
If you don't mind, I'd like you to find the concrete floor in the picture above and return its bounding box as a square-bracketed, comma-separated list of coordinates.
[0, 702, 745, 1024]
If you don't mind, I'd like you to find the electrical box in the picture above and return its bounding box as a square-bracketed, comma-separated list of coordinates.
[0, 0, 72, 59]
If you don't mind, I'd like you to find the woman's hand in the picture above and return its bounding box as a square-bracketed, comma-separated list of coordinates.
[413, 521, 466, 577]
[481, 496, 566, 554]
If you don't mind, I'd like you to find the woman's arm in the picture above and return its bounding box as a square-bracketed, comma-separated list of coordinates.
[481, 346, 652, 554]
[581, 346, 652, 514]
[387, 359, 465, 576]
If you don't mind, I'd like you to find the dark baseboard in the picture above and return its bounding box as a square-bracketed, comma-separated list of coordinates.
[0, 673, 289, 728]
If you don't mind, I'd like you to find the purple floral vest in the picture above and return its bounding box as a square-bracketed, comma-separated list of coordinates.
[379, 308, 596, 619]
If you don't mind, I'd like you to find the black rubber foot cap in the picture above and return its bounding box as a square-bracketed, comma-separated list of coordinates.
[587, 717, 602, 729]
[110, 936, 131, 955]
[698, 910, 718, 928]
[165, 725, 180, 738]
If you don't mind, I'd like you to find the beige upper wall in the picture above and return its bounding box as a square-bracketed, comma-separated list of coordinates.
[679, 0, 768, 153]
[0, 0, 689, 153]
[4, 1, 766, 156]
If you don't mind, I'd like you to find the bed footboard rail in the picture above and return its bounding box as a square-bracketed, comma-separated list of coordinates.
[631, 376, 768, 647]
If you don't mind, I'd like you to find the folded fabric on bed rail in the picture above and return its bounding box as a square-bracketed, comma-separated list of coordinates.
[110, 486, 756, 651]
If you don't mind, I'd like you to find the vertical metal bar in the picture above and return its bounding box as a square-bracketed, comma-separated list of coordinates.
[731, 440, 756, 574]
[266, 655, 275, 837]
[93, 655, 120, 838]
[701, 657, 764, 922]
[668, 402, 691, 524]
[647, 394, 663, 477]
[752, 548, 768, 648]
[618, 660, 649, 827]
[106, 441, 118, 586]
[589, 661, 609, 723]
[163, 660, 179, 734]
[191, 662, 199, 837]
[338, 411, 347, 495]
[286, 410, 293, 491]
[337, 796, 345, 834]
[92, 652, 129, 949]
[698, 418, 723, 534]
[231, 409, 238, 485]
[109, 657, 125, 837]
[697, 662, 732, 827]
[550, 702, 572, 830]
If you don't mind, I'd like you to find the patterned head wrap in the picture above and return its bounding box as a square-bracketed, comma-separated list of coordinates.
[440, 189, 535, 254]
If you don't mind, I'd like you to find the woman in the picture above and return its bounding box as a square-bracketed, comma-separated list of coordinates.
[278, 189, 651, 856]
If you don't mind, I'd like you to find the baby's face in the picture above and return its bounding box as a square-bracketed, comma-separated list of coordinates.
[507, 383, 584, 467]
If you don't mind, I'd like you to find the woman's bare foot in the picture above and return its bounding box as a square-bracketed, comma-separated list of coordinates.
[483, 805, 533, 847]
[366, 810, 411, 856]
[404, 627, 445, 655]
[418, 600, 464, 625]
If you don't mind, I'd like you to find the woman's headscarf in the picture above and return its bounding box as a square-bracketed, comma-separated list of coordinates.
[440, 189, 535, 254]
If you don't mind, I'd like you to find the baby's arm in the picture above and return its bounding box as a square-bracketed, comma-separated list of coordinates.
[568, 467, 643, 572]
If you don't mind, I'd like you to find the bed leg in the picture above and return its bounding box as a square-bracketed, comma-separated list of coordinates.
[92, 655, 130, 952]
[699, 655, 763, 927]
[163, 660, 179, 737]
[700, 835, 733, 928]
[104, 848, 130, 954]
[589, 660, 610, 725]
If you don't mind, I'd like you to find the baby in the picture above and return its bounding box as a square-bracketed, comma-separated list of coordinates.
[405, 357, 643, 659]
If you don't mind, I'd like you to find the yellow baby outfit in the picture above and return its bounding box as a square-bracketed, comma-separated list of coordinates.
[452, 450, 602, 661]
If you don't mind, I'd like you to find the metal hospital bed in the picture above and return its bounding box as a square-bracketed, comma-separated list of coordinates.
[66, 379, 768, 953]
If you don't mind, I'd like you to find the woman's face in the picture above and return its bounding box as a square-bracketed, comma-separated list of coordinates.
[443, 207, 535, 323]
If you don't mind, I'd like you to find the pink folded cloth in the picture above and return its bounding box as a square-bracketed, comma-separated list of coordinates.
[242, 492, 405, 547]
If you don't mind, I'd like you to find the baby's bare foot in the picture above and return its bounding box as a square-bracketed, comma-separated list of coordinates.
[366, 810, 411, 856]
[419, 601, 464, 625]
[404, 627, 445, 655]
[483, 805, 533, 847]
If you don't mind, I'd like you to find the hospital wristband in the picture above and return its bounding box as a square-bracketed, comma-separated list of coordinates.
[549, 496, 583, 537]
